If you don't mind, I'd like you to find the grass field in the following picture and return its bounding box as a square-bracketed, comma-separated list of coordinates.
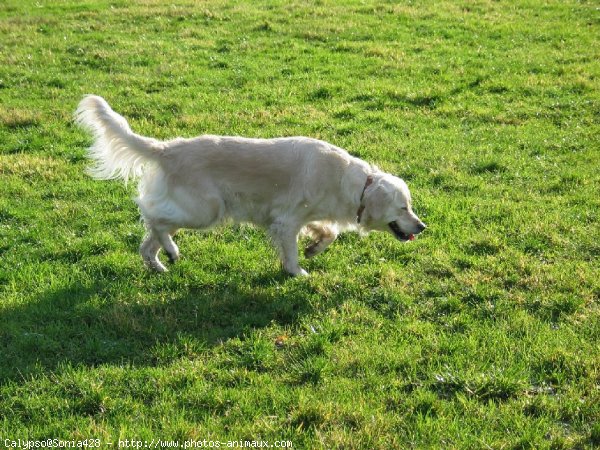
[1, 0, 599, 448]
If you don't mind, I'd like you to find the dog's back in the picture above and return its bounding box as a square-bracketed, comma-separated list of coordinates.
[161, 135, 351, 200]
[75, 95, 352, 198]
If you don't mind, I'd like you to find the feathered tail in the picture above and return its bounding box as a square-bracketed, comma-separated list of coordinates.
[74, 95, 163, 182]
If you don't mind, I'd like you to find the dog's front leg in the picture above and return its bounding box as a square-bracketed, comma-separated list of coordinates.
[304, 223, 338, 258]
[269, 220, 307, 276]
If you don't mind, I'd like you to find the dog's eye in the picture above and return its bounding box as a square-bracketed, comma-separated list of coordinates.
[400, 206, 408, 211]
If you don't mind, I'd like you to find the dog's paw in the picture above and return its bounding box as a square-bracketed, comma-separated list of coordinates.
[304, 242, 320, 258]
[144, 259, 168, 273]
[289, 267, 309, 277]
[167, 252, 179, 264]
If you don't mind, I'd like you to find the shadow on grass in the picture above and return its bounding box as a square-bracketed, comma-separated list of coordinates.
[0, 272, 312, 383]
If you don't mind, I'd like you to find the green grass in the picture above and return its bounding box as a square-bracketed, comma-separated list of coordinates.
[1, 0, 599, 447]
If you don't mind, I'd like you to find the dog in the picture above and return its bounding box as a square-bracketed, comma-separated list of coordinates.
[75, 95, 426, 276]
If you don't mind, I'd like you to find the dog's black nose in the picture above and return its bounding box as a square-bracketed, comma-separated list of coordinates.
[416, 222, 427, 233]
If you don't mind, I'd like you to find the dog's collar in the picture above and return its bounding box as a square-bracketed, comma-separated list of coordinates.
[356, 175, 373, 223]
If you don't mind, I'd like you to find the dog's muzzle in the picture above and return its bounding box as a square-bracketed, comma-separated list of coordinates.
[388, 221, 426, 241]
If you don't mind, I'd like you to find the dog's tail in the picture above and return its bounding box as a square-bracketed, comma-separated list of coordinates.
[74, 95, 164, 182]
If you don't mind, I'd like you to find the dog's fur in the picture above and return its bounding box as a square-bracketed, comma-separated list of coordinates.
[75, 95, 426, 275]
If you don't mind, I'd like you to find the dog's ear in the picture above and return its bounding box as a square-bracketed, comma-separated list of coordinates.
[362, 181, 388, 224]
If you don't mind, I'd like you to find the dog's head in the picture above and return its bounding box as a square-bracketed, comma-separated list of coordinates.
[360, 173, 426, 241]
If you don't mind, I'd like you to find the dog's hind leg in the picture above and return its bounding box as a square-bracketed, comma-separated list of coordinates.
[156, 228, 179, 264]
[269, 219, 307, 276]
[140, 231, 168, 273]
[304, 222, 338, 258]
[140, 227, 179, 272]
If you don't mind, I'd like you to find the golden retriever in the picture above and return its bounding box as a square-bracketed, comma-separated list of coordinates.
[75, 95, 426, 276]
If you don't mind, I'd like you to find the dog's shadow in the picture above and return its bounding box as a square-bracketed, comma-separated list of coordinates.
[0, 271, 312, 383]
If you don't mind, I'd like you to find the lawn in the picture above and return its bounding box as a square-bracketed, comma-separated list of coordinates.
[1, 0, 599, 448]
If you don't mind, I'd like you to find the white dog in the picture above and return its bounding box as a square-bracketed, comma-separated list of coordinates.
[75, 95, 426, 276]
